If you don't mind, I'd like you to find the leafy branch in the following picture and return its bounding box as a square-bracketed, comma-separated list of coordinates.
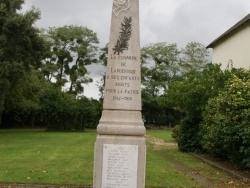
[113, 16, 132, 55]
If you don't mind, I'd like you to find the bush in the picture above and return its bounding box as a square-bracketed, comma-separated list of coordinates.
[167, 64, 230, 152]
[172, 125, 180, 142]
[202, 73, 250, 168]
[178, 115, 203, 152]
[238, 109, 250, 168]
[40, 84, 102, 131]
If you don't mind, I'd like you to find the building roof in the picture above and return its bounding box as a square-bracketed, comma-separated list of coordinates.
[207, 13, 250, 48]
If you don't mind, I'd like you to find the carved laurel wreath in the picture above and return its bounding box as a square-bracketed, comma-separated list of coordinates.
[113, 16, 132, 55]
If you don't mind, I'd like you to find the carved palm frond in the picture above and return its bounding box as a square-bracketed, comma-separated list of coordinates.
[113, 16, 132, 55]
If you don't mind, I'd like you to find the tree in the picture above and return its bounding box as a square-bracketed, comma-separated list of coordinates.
[140, 42, 209, 126]
[168, 64, 231, 151]
[140, 42, 181, 126]
[97, 43, 108, 100]
[0, 0, 46, 126]
[39, 84, 102, 131]
[141, 42, 181, 97]
[3, 68, 46, 127]
[43, 26, 99, 95]
[168, 64, 227, 115]
[180, 42, 209, 74]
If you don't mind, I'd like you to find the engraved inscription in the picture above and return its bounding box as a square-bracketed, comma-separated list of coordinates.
[111, 68, 136, 74]
[105, 54, 140, 102]
[102, 144, 138, 188]
[111, 55, 137, 61]
[115, 82, 130, 87]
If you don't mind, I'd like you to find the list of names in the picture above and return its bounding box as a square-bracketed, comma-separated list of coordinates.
[102, 144, 138, 188]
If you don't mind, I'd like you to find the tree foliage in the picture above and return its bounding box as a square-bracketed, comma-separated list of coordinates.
[141, 42, 209, 126]
[180, 42, 209, 74]
[167, 64, 228, 151]
[202, 69, 250, 168]
[3, 68, 45, 127]
[169, 63, 233, 151]
[0, 1, 102, 130]
[39, 84, 101, 131]
[168, 64, 228, 116]
[141, 42, 181, 97]
[0, 1, 45, 68]
[0, 0, 47, 126]
[97, 44, 109, 100]
[42, 25, 99, 95]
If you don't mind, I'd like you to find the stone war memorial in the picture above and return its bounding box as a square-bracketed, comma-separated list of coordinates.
[93, 0, 146, 188]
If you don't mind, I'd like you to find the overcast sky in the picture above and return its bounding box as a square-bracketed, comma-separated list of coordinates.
[22, 0, 250, 99]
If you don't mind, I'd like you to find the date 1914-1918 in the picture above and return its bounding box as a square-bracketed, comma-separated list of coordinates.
[113, 96, 132, 101]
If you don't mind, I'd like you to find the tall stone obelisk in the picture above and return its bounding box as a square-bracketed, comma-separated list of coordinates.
[93, 0, 146, 188]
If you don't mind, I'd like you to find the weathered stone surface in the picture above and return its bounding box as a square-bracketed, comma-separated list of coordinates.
[94, 136, 146, 188]
[93, 1, 146, 187]
[103, 0, 141, 111]
[97, 110, 145, 136]
[102, 144, 138, 188]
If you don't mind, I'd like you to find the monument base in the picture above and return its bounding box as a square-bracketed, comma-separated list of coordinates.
[97, 110, 146, 136]
[93, 135, 146, 188]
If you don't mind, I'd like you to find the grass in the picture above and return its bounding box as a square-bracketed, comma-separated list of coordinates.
[0, 129, 248, 187]
[0, 130, 95, 186]
[146, 129, 175, 142]
[146, 145, 199, 187]
[146, 129, 197, 187]
[146, 130, 248, 187]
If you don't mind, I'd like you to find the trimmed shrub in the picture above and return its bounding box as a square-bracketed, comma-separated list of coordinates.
[178, 115, 203, 152]
[172, 125, 180, 142]
[202, 73, 250, 168]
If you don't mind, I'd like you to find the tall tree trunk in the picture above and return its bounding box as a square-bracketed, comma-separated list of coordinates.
[69, 57, 80, 93]
[0, 81, 10, 128]
[69, 81, 74, 93]
[0, 110, 3, 128]
[31, 111, 35, 128]
[58, 60, 64, 81]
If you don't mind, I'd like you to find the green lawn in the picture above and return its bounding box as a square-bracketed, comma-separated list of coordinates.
[0, 130, 95, 186]
[146, 129, 175, 142]
[0, 129, 248, 187]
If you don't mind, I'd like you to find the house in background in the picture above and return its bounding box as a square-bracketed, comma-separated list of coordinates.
[207, 13, 250, 69]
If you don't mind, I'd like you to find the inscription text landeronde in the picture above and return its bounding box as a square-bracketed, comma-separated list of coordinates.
[105, 55, 140, 102]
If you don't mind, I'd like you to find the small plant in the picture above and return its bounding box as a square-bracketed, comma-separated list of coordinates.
[172, 125, 180, 142]
[178, 115, 203, 152]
